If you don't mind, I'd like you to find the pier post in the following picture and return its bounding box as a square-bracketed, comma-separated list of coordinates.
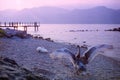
[9, 22, 11, 27]
[16, 22, 18, 27]
[34, 22, 39, 31]
[19, 22, 21, 27]
[11, 22, 15, 29]
[4, 22, 7, 27]
[16, 22, 18, 30]
[24, 26, 27, 32]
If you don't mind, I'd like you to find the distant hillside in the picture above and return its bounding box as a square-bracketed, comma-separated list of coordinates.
[0, 6, 120, 24]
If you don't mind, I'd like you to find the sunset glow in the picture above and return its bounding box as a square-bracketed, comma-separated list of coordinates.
[15, 0, 23, 10]
[0, 0, 120, 10]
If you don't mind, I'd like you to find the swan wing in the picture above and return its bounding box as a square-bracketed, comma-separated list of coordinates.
[50, 48, 75, 59]
[82, 44, 113, 63]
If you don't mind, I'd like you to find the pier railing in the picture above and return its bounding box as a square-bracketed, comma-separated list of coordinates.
[0, 22, 40, 31]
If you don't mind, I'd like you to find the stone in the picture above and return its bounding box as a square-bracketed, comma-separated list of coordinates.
[0, 28, 32, 38]
[106, 27, 120, 32]
[0, 56, 50, 80]
[0, 28, 6, 37]
[3, 58, 18, 66]
[45, 38, 53, 42]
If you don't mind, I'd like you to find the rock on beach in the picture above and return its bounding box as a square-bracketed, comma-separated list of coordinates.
[0, 28, 32, 38]
[0, 56, 50, 80]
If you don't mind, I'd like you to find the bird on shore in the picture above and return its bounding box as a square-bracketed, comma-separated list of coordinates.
[50, 44, 113, 75]
[36, 46, 48, 53]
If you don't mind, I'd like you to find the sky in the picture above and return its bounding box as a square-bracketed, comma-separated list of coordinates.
[0, 0, 120, 10]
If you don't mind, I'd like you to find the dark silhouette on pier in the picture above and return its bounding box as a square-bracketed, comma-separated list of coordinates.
[0, 22, 40, 31]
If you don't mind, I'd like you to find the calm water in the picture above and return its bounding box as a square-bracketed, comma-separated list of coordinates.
[25, 24, 120, 45]
[26, 24, 120, 59]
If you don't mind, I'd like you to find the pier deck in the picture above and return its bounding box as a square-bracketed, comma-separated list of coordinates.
[0, 22, 40, 31]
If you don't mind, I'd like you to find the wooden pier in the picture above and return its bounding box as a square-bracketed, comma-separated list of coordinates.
[0, 22, 40, 31]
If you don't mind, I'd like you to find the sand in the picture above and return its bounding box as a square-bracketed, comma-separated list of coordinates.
[0, 37, 120, 80]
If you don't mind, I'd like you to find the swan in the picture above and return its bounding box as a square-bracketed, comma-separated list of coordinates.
[50, 44, 113, 74]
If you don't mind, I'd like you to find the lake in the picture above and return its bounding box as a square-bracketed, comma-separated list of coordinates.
[26, 24, 120, 59]
[26, 24, 119, 45]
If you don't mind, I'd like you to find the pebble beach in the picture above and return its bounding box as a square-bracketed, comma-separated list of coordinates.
[0, 37, 120, 80]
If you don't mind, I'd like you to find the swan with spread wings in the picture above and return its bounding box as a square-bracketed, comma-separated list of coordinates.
[50, 44, 113, 74]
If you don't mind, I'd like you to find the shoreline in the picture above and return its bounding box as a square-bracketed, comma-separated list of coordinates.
[0, 28, 120, 80]
[0, 37, 120, 80]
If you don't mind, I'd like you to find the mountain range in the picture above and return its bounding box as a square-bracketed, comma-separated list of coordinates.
[0, 6, 120, 24]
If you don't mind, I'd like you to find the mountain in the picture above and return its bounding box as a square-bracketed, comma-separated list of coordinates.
[0, 6, 120, 24]
[61, 6, 120, 24]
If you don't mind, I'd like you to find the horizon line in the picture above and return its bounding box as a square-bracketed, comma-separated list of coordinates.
[0, 5, 120, 11]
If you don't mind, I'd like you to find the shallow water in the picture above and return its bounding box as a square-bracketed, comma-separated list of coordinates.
[24, 24, 120, 59]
